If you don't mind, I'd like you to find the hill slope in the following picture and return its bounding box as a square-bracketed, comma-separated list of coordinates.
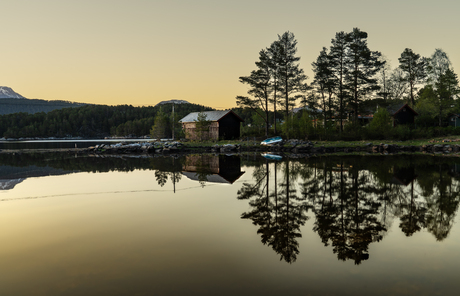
[0, 86, 86, 115]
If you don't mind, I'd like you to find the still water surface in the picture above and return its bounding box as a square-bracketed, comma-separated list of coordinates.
[0, 153, 459, 295]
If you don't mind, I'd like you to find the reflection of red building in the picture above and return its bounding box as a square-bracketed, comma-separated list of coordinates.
[182, 155, 244, 184]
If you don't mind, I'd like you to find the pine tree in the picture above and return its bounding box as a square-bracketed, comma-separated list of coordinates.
[267, 40, 283, 134]
[434, 69, 460, 126]
[312, 47, 335, 127]
[195, 111, 212, 141]
[277, 32, 309, 120]
[236, 49, 272, 137]
[150, 109, 171, 139]
[398, 48, 426, 105]
[345, 28, 384, 123]
[329, 31, 349, 132]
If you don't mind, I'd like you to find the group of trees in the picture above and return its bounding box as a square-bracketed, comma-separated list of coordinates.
[0, 103, 213, 139]
[236, 31, 308, 137]
[310, 28, 385, 131]
[238, 28, 460, 140]
[2, 28, 459, 141]
[416, 49, 460, 126]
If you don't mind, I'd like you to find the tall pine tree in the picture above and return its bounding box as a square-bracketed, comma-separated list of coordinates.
[398, 48, 426, 105]
[236, 49, 272, 137]
[345, 28, 384, 124]
[312, 47, 336, 127]
[276, 32, 308, 138]
[329, 31, 349, 132]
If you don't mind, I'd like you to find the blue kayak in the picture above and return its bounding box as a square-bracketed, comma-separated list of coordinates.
[261, 153, 283, 160]
[260, 136, 283, 146]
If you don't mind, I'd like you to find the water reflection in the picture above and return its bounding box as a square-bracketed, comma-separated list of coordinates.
[238, 155, 460, 264]
[1, 152, 460, 265]
[0, 153, 246, 193]
[306, 160, 385, 264]
[238, 159, 310, 263]
[3, 152, 460, 295]
[150, 155, 245, 189]
[182, 155, 245, 186]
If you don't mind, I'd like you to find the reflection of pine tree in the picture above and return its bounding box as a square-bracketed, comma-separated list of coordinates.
[308, 160, 340, 247]
[424, 165, 460, 241]
[238, 159, 309, 263]
[273, 160, 310, 263]
[373, 180, 401, 233]
[238, 160, 276, 247]
[155, 170, 169, 187]
[238, 155, 460, 262]
[309, 161, 386, 265]
[398, 182, 427, 236]
[169, 171, 182, 192]
[155, 170, 182, 189]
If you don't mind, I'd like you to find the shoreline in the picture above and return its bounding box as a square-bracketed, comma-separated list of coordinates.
[1, 141, 460, 156]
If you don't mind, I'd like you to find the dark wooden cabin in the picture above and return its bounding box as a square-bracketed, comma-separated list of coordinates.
[179, 110, 244, 140]
[448, 114, 460, 127]
[387, 103, 418, 127]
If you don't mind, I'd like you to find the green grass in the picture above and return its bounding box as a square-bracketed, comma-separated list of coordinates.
[315, 136, 460, 147]
[178, 135, 460, 148]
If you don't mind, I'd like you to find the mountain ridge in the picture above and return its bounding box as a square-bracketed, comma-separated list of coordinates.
[0, 86, 25, 99]
[155, 99, 190, 106]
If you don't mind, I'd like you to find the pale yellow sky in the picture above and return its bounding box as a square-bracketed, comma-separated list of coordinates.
[2, 0, 459, 109]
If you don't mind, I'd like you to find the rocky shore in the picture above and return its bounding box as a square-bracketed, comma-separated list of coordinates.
[2, 139, 458, 157]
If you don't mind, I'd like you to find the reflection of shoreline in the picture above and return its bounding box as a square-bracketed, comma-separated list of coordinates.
[0, 165, 77, 190]
[0, 178, 25, 190]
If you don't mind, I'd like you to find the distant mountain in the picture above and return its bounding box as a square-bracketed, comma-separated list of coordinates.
[0, 86, 25, 99]
[155, 99, 190, 106]
[0, 86, 86, 115]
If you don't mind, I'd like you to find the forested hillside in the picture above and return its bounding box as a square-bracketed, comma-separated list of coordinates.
[0, 98, 86, 115]
[0, 103, 214, 138]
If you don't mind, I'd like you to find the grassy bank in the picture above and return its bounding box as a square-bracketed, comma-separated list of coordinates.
[181, 136, 460, 148]
[314, 136, 460, 148]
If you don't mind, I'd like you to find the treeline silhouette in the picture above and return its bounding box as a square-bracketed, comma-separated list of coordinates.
[0, 103, 213, 138]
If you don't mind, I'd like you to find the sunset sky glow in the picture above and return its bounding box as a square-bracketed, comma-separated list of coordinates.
[2, 0, 459, 109]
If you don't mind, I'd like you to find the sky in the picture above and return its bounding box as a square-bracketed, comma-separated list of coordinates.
[2, 0, 460, 109]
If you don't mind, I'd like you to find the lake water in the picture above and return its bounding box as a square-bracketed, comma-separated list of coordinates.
[0, 153, 459, 296]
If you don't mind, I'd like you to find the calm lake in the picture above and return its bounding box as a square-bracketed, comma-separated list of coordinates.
[0, 153, 459, 295]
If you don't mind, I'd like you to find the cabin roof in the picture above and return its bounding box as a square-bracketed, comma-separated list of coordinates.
[179, 110, 244, 123]
[386, 103, 418, 116]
